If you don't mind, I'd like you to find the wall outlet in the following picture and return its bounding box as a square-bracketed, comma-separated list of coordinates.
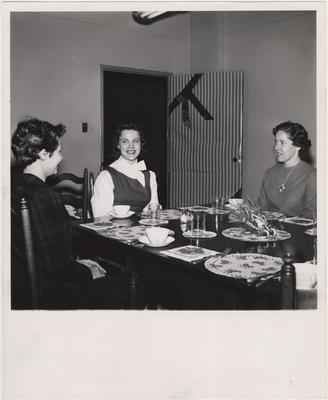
[82, 122, 88, 133]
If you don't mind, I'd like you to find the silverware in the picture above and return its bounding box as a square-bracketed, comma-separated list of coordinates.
[247, 270, 281, 285]
[255, 273, 281, 287]
[192, 247, 231, 264]
[220, 247, 232, 257]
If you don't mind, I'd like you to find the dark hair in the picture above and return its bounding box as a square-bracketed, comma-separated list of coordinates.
[112, 123, 146, 158]
[11, 118, 65, 168]
[272, 121, 312, 162]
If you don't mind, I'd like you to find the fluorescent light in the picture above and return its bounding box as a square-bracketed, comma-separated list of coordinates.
[139, 11, 167, 19]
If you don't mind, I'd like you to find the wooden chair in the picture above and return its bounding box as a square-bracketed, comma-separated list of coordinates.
[46, 168, 89, 220]
[20, 198, 40, 308]
[88, 172, 95, 220]
[89, 171, 95, 198]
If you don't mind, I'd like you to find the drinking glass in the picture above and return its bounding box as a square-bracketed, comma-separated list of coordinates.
[212, 196, 226, 213]
[148, 203, 161, 222]
[191, 211, 206, 237]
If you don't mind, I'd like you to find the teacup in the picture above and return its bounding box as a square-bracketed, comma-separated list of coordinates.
[113, 205, 130, 217]
[294, 263, 317, 290]
[146, 227, 169, 244]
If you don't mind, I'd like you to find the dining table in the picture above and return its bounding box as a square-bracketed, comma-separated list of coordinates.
[73, 207, 317, 310]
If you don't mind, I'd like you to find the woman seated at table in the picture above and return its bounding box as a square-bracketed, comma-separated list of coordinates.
[11, 118, 128, 309]
[91, 123, 159, 217]
[257, 121, 316, 218]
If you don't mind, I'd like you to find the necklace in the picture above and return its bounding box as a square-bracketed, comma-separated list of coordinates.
[278, 165, 297, 192]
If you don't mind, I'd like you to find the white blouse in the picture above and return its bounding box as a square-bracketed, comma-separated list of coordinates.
[91, 156, 159, 218]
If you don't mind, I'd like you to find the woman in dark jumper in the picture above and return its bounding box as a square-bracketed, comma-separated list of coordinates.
[91, 123, 159, 218]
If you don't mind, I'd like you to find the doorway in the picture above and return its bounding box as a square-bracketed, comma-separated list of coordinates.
[102, 68, 169, 207]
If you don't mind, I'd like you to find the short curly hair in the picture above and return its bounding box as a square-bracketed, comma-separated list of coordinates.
[273, 121, 312, 161]
[11, 118, 65, 168]
[112, 123, 146, 158]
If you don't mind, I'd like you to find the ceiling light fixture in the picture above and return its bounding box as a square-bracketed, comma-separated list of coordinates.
[132, 11, 172, 25]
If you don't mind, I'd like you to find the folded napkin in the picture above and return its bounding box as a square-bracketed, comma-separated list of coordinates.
[79, 259, 107, 280]
[161, 245, 218, 262]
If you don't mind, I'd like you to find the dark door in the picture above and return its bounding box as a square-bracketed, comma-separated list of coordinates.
[103, 70, 168, 207]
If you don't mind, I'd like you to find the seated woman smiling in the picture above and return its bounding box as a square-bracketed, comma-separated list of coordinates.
[257, 121, 316, 219]
[91, 124, 159, 218]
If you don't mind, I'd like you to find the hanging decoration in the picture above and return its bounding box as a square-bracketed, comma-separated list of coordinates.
[169, 73, 214, 128]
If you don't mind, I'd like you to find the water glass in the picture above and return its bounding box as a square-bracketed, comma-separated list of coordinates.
[148, 203, 161, 222]
[191, 211, 206, 237]
[212, 196, 226, 213]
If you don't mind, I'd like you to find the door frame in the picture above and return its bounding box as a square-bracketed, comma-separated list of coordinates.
[100, 65, 172, 168]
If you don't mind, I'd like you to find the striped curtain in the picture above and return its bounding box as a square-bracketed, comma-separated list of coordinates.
[167, 71, 244, 207]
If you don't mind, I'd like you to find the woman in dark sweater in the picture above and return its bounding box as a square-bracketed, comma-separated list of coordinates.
[11, 118, 127, 309]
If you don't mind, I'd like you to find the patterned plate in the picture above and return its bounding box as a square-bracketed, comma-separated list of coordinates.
[282, 217, 314, 226]
[183, 230, 217, 239]
[264, 211, 285, 220]
[180, 206, 212, 212]
[139, 219, 169, 226]
[98, 225, 173, 242]
[222, 227, 291, 242]
[204, 253, 283, 280]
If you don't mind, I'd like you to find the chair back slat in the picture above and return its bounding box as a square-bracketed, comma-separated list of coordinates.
[88, 172, 95, 221]
[46, 168, 90, 221]
[82, 168, 88, 220]
[20, 198, 39, 308]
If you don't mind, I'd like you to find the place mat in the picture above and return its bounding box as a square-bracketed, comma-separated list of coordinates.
[204, 253, 283, 280]
[222, 227, 291, 242]
[305, 228, 317, 236]
[160, 245, 219, 262]
[80, 220, 127, 231]
[139, 218, 169, 226]
[281, 216, 314, 226]
[183, 230, 217, 239]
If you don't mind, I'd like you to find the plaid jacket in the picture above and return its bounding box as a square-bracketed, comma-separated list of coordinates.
[11, 173, 92, 308]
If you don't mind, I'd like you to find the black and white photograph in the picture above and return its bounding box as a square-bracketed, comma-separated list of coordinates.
[2, 1, 327, 399]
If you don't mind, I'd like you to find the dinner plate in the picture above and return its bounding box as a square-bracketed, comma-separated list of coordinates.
[206, 208, 231, 215]
[264, 211, 285, 220]
[181, 206, 212, 212]
[222, 227, 291, 242]
[109, 210, 135, 219]
[204, 253, 283, 280]
[282, 216, 314, 226]
[139, 218, 169, 226]
[183, 230, 216, 239]
[138, 235, 175, 247]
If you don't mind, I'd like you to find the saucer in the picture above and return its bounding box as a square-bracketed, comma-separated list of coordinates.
[109, 211, 135, 219]
[139, 218, 169, 226]
[138, 235, 175, 247]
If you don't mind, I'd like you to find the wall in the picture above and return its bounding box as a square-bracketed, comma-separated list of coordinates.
[11, 12, 189, 175]
[11, 11, 316, 201]
[189, 11, 316, 200]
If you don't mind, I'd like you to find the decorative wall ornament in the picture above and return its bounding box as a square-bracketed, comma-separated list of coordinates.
[169, 73, 214, 128]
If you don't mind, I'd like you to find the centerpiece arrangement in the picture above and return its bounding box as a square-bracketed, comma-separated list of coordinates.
[226, 197, 277, 238]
